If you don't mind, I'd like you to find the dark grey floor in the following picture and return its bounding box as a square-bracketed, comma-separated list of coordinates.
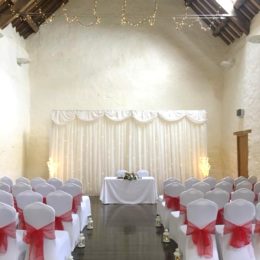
[72, 197, 177, 260]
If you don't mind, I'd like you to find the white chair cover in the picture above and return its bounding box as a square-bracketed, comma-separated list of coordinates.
[169, 188, 204, 244]
[159, 182, 185, 229]
[47, 178, 63, 189]
[65, 178, 82, 187]
[248, 176, 257, 185]
[184, 177, 200, 189]
[253, 203, 260, 259]
[0, 190, 14, 206]
[163, 177, 181, 187]
[205, 189, 229, 209]
[203, 177, 217, 190]
[16, 190, 43, 210]
[235, 180, 252, 191]
[221, 177, 234, 186]
[216, 199, 256, 260]
[23, 202, 71, 260]
[47, 190, 80, 251]
[0, 202, 26, 260]
[254, 182, 260, 198]
[0, 176, 13, 187]
[12, 183, 32, 198]
[15, 177, 30, 185]
[116, 169, 127, 178]
[183, 199, 219, 260]
[34, 183, 56, 199]
[231, 188, 255, 203]
[0, 182, 10, 192]
[215, 181, 233, 194]
[30, 177, 46, 190]
[136, 169, 149, 178]
[234, 176, 247, 186]
[192, 182, 211, 194]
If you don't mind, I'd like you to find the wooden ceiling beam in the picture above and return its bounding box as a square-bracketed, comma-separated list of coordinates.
[24, 14, 38, 31]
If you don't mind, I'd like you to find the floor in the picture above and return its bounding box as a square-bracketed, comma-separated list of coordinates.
[72, 197, 177, 260]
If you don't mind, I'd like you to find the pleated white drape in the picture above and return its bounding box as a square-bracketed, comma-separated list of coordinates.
[50, 110, 207, 195]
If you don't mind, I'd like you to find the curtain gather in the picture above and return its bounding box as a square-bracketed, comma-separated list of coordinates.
[50, 110, 207, 195]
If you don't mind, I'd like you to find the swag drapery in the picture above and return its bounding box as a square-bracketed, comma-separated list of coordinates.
[50, 110, 207, 195]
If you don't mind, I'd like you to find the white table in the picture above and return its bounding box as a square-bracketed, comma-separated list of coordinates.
[100, 177, 158, 204]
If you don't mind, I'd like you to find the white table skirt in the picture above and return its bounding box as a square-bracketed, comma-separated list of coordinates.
[100, 177, 158, 204]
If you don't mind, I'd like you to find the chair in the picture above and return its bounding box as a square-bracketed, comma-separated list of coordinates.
[253, 202, 260, 259]
[231, 188, 255, 203]
[205, 189, 229, 224]
[48, 178, 63, 189]
[0, 176, 13, 188]
[16, 190, 43, 229]
[221, 176, 234, 186]
[65, 178, 82, 187]
[16, 177, 30, 186]
[30, 177, 46, 190]
[169, 188, 204, 244]
[34, 183, 56, 203]
[248, 176, 257, 186]
[184, 177, 200, 189]
[0, 202, 26, 260]
[203, 176, 217, 190]
[254, 182, 260, 200]
[136, 169, 149, 178]
[12, 183, 32, 210]
[0, 190, 14, 207]
[216, 199, 256, 260]
[163, 178, 181, 188]
[23, 202, 71, 260]
[59, 183, 88, 231]
[116, 169, 127, 178]
[47, 190, 80, 251]
[159, 182, 185, 229]
[182, 199, 219, 260]
[235, 180, 252, 191]
[234, 176, 247, 186]
[0, 182, 11, 192]
[215, 181, 233, 194]
[192, 182, 211, 194]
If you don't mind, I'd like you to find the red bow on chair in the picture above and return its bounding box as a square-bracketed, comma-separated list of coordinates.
[224, 219, 252, 248]
[18, 208, 26, 230]
[0, 222, 16, 254]
[164, 194, 180, 211]
[42, 197, 47, 204]
[186, 220, 216, 258]
[72, 194, 82, 213]
[254, 220, 260, 234]
[23, 222, 56, 260]
[55, 210, 73, 230]
[216, 208, 224, 225]
[179, 204, 187, 224]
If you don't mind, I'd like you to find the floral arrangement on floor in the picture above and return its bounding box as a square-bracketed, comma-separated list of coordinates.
[123, 172, 138, 181]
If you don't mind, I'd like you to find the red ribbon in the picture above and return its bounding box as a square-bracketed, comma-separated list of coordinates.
[18, 208, 26, 230]
[43, 197, 47, 204]
[224, 219, 252, 248]
[23, 222, 56, 260]
[186, 220, 216, 258]
[0, 222, 16, 254]
[13, 197, 18, 211]
[164, 193, 180, 211]
[254, 220, 260, 234]
[55, 210, 73, 230]
[180, 204, 187, 224]
[216, 208, 224, 225]
[72, 193, 82, 213]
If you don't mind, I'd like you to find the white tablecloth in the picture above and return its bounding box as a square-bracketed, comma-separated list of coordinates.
[100, 177, 158, 204]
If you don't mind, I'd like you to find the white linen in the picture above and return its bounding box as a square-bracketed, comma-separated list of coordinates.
[100, 177, 158, 204]
[50, 110, 207, 196]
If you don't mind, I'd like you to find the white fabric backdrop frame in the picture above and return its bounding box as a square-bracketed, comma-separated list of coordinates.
[50, 110, 207, 195]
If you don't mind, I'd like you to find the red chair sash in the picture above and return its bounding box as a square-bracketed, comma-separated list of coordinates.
[13, 197, 18, 211]
[164, 193, 180, 211]
[254, 220, 260, 234]
[216, 208, 224, 225]
[18, 207, 26, 230]
[55, 210, 73, 230]
[43, 197, 47, 204]
[72, 193, 82, 213]
[0, 221, 16, 254]
[23, 222, 56, 260]
[179, 204, 187, 224]
[224, 219, 252, 248]
[186, 220, 216, 258]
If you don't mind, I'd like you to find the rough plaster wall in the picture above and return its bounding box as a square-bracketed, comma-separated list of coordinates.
[0, 25, 30, 180]
[26, 0, 227, 179]
[222, 14, 260, 178]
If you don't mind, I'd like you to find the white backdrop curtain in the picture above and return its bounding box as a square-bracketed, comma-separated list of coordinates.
[50, 110, 207, 195]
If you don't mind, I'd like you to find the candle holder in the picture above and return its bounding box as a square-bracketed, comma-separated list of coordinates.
[87, 216, 94, 230]
[155, 214, 162, 227]
[162, 228, 170, 243]
[174, 248, 181, 260]
[77, 232, 86, 248]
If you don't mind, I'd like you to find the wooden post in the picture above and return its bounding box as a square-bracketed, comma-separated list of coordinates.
[233, 129, 252, 178]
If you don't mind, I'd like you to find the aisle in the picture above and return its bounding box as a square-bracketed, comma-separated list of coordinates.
[73, 197, 177, 260]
